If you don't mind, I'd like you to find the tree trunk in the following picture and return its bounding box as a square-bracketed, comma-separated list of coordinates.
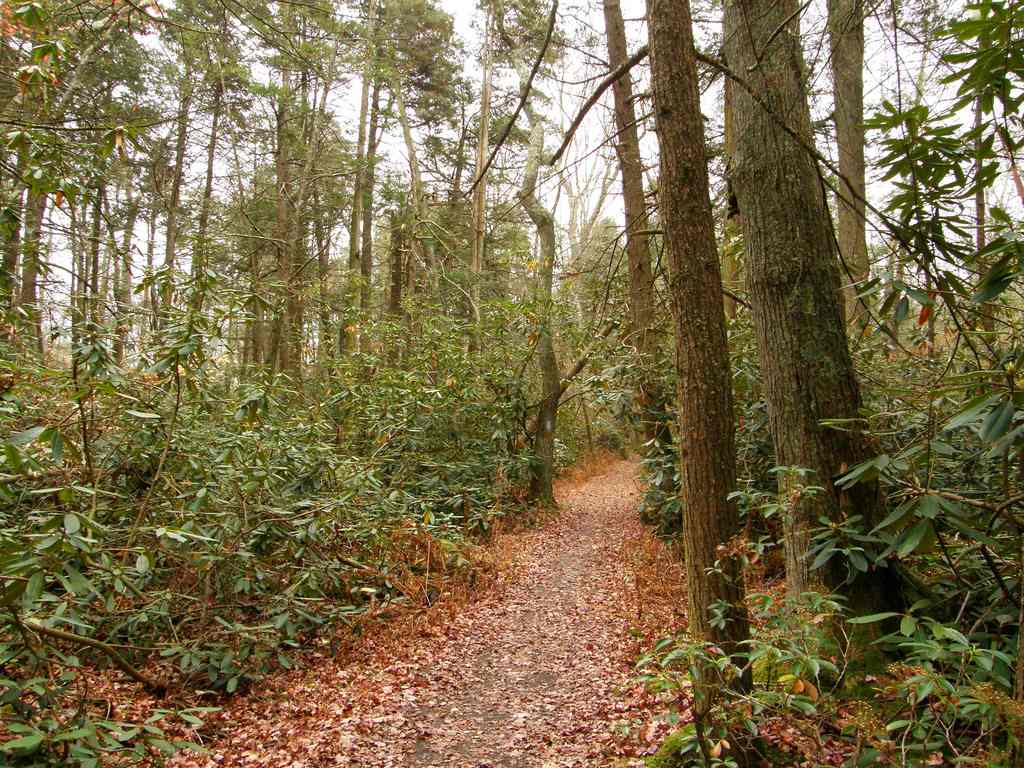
[315, 196, 334, 365]
[192, 80, 223, 314]
[88, 185, 103, 329]
[2, 154, 25, 310]
[975, 97, 994, 333]
[113, 174, 139, 364]
[650, 0, 750, 657]
[360, 75, 383, 338]
[521, 103, 560, 506]
[144, 201, 158, 332]
[393, 76, 430, 292]
[388, 210, 405, 318]
[723, 71, 742, 319]
[270, 70, 295, 374]
[345, 0, 378, 353]
[469, 10, 494, 351]
[19, 189, 47, 353]
[724, 0, 898, 608]
[602, 0, 670, 451]
[160, 77, 193, 319]
[828, 0, 868, 323]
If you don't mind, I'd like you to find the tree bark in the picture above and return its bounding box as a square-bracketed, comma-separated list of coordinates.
[393, 75, 430, 292]
[602, 0, 670, 451]
[345, 0, 378, 353]
[974, 97, 994, 333]
[114, 176, 139, 364]
[828, 0, 869, 323]
[159, 77, 193, 320]
[724, 0, 898, 607]
[387, 210, 405, 318]
[723, 71, 742, 319]
[470, 10, 494, 351]
[649, 0, 750, 656]
[19, 190, 48, 353]
[2, 154, 25, 311]
[360, 75, 383, 337]
[192, 80, 223, 314]
[521, 102, 560, 506]
[270, 68, 295, 374]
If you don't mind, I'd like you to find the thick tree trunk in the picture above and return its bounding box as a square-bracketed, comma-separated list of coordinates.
[723, 73, 742, 319]
[650, 0, 750, 657]
[828, 0, 868, 323]
[724, 0, 897, 608]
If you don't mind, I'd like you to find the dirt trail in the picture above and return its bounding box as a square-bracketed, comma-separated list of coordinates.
[177, 461, 682, 768]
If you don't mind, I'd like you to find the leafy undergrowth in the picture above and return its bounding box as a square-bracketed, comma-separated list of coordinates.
[1, 324, 574, 764]
[108, 459, 686, 767]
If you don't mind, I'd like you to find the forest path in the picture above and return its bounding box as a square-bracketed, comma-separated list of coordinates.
[176, 460, 685, 768]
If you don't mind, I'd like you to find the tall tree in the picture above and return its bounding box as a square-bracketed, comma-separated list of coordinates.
[159, 70, 194, 320]
[521, 100, 560, 506]
[828, 0, 868, 322]
[18, 190, 47, 353]
[602, 0, 669, 449]
[649, 0, 750, 656]
[345, 0, 379, 352]
[469, 9, 494, 351]
[723, 0, 897, 605]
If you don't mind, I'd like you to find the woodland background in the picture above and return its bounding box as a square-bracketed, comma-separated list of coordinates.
[1, 0, 1023, 764]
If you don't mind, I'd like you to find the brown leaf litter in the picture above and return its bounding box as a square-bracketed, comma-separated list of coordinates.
[169, 460, 686, 767]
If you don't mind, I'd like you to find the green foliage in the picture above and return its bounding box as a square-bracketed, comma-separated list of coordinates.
[640, 589, 1024, 767]
[0, 311, 537, 764]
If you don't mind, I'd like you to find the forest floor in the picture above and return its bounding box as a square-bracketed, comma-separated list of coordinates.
[170, 459, 691, 767]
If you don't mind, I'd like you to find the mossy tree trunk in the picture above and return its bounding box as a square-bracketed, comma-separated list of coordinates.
[723, 0, 899, 609]
[649, 0, 751, 656]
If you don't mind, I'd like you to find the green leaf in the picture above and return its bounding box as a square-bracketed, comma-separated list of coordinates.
[836, 455, 890, 488]
[2, 732, 44, 752]
[916, 495, 940, 520]
[8, 426, 46, 446]
[136, 553, 151, 575]
[872, 501, 914, 531]
[897, 520, 931, 557]
[50, 430, 63, 462]
[900, 615, 917, 637]
[980, 399, 1015, 442]
[943, 393, 1000, 432]
[849, 612, 900, 624]
[64, 512, 81, 535]
[125, 410, 162, 420]
[148, 738, 177, 755]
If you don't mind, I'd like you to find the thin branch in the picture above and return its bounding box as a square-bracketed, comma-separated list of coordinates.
[22, 619, 166, 694]
[465, 0, 559, 199]
[546, 44, 649, 167]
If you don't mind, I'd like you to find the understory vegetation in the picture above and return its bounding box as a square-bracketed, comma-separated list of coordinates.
[1, 0, 1023, 764]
